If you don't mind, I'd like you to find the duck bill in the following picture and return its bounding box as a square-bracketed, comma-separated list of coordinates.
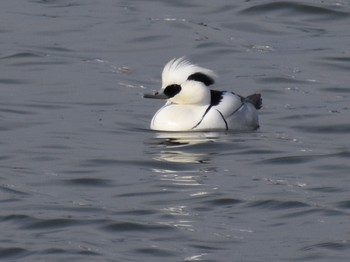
[143, 92, 168, 99]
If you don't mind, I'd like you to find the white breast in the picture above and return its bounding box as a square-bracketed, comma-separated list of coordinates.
[151, 103, 208, 131]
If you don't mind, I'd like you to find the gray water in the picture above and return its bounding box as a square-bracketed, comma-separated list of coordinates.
[1, 0, 350, 261]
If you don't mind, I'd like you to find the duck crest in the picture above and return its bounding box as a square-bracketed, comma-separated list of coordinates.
[161, 57, 216, 88]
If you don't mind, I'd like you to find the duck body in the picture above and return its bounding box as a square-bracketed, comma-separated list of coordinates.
[144, 57, 262, 132]
[151, 91, 261, 131]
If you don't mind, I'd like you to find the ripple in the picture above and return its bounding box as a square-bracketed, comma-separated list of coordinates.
[21, 102, 72, 110]
[133, 247, 176, 257]
[279, 208, 345, 218]
[301, 241, 350, 251]
[257, 76, 311, 84]
[335, 200, 350, 209]
[40, 247, 100, 256]
[239, 2, 350, 20]
[0, 78, 30, 85]
[0, 120, 47, 132]
[0, 51, 45, 60]
[256, 154, 319, 165]
[80, 158, 125, 167]
[308, 186, 343, 193]
[116, 209, 157, 216]
[0, 108, 36, 115]
[31, 0, 81, 8]
[316, 56, 350, 72]
[247, 199, 309, 210]
[23, 218, 80, 229]
[102, 221, 174, 232]
[37, 45, 73, 53]
[293, 123, 350, 134]
[130, 34, 170, 43]
[201, 198, 244, 207]
[62, 178, 114, 187]
[0, 247, 29, 259]
[10, 60, 69, 67]
[223, 21, 284, 35]
[321, 86, 350, 93]
[0, 185, 30, 196]
[1, 214, 32, 222]
[116, 190, 172, 198]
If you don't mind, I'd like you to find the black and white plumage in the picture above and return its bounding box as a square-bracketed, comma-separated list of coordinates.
[144, 57, 262, 131]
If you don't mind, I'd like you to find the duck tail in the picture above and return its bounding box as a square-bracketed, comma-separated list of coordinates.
[245, 94, 262, 110]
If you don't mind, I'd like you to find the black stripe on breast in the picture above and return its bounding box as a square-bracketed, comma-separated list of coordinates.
[216, 109, 228, 131]
[191, 105, 212, 130]
[210, 90, 224, 106]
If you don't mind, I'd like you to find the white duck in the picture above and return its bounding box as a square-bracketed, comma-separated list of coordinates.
[144, 57, 262, 131]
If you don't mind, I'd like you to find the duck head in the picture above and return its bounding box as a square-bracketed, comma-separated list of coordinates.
[144, 57, 216, 105]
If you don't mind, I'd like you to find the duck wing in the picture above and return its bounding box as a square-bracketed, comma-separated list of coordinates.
[210, 90, 244, 117]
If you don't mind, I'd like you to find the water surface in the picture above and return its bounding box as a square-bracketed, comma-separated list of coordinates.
[1, 0, 350, 261]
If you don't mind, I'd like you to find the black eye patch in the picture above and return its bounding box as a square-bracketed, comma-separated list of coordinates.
[187, 72, 214, 86]
[164, 84, 181, 98]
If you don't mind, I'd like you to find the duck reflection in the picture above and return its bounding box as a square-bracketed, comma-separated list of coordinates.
[154, 151, 209, 164]
[146, 132, 222, 164]
[144, 132, 225, 233]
